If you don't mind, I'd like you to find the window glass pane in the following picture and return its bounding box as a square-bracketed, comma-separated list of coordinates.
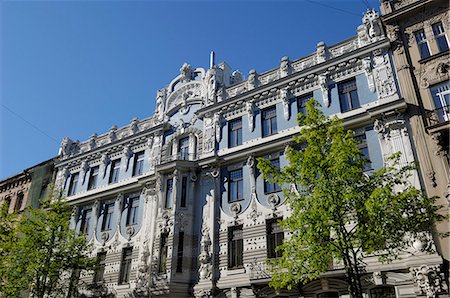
[132, 152, 145, 176]
[339, 79, 359, 113]
[432, 23, 449, 52]
[180, 177, 187, 208]
[94, 252, 106, 283]
[179, 137, 189, 160]
[165, 179, 173, 208]
[228, 118, 242, 148]
[88, 166, 99, 190]
[262, 107, 277, 137]
[68, 173, 79, 196]
[229, 169, 243, 202]
[415, 30, 431, 59]
[109, 159, 121, 184]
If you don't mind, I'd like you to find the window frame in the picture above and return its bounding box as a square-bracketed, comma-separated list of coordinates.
[101, 202, 114, 231]
[93, 252, 107, 283]
[68, 172, 79, 196]
[108, 159, 121, 184]
[354, 128, 372, 171]
[132, 151, 145, 177]
[266, 218, 284, 259]
[125, 196, 139, 226]
[87, 166, 100, 190]
[228, 117, 243, 148]
[118, 247, 133, 284]
[338, 78, 360, 113]
[228, 168, 243, 203]
[432, 22, 449, 53]
[228, 225, 244, 269]
[414, 29, 431, 59]
[80, 208, 92, 234]
[176, 231, 184, 273]
[178, 137, 190, 160]
[159, 233, 169, 273]
[180, 176, 188, 208]
[165, 178, 174, 209]
[261, 106, 278, 137]
[14, 192, 24, 211]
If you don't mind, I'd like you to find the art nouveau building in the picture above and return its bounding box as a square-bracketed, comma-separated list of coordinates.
[52, 9, 447, 298]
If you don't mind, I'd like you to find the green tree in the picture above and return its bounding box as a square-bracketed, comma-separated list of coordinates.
[0, 189, 95, 298]
[257, 99, 447, 298]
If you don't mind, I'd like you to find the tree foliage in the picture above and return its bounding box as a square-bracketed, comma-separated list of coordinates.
[257, 99, 447, 298]
[0, 188, 95, 298]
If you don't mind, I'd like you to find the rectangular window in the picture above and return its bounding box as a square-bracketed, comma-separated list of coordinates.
[228, 225, 243, 269]
[432, 22, 449, 53]
[80, 208, 92, 234]
[228, 118, 242, 148]
[338, 79, 360, 113]
[176, 232, 184, 273]
[68, 173, 79, 196]
[267, 218, 284, 258]
[165, 178, 173, 208]
[118, 247, 133, 284]
[93, 252, 106, 283]
[179, 137, 190, 160]
[159, 233, 168, 273]
[228, 169, 243, 202]
[101, 202, 114, 231]
[109, 159, 121, 184]
[297, 93, 312, 115]
[14, 193, 24, 211]
[264, 158, 282, 194]
[430, 82, 450, 123]
[262, 106, 278, 137]
[126, 197, 139, 226]
[415, 29, 431, 59]
[180, 177, 188, 208]
[354, 129, 371, 171]
[132, 151, 145, 177]
[87, 166, 99, 190]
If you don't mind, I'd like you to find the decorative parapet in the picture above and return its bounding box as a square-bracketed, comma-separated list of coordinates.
[221, 10, 384, 102]
[58, 116, 156, 160]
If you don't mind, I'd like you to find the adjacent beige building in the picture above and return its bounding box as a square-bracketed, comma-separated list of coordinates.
[380, 0, 450, 267]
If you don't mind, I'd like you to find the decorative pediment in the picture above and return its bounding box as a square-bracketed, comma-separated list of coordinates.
[165, 81, 207, 115]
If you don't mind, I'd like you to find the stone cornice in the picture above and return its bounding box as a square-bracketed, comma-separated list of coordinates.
[55, 122, 166, 169]
[196, 39, 390, 118]
[381, 0, 444, 23]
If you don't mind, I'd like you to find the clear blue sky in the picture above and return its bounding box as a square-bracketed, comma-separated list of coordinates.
[0, 0, 380, 179]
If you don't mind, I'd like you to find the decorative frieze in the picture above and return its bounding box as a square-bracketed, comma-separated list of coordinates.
[410, 265, 444, 298]
[372, 49, 398, 99]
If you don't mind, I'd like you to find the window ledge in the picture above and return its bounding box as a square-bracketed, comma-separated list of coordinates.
[418, 50, 449, 64]
[227, 267, 245, 275]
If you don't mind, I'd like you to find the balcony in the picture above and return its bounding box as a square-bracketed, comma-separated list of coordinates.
[160, 152, 197, 163]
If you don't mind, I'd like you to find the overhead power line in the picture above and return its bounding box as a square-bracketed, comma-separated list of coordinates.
[1, 103, 59, 144]
[305, 0, 361, 17]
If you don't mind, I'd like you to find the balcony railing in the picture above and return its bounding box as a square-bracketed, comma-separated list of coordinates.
[425, 106, 450, 127]
[160, 152, 197, 164]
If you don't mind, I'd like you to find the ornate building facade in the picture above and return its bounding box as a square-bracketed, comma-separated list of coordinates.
[49, 8, 448, 298]
[380, 0, 450, 274]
